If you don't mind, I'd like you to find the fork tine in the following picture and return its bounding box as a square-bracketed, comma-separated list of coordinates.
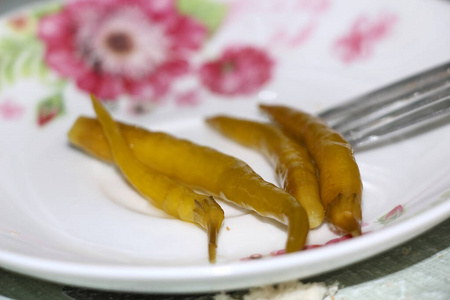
[319, 62, 450, 124]
[339, 83, 450, 135]
[331, 80, 450, 132]
[343, 95, 450, 148]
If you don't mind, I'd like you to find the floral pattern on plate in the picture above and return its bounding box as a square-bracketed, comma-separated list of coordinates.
[0, 0, 401, 126]
[0, 0, 279, 117]
[377, 204, 405, 225]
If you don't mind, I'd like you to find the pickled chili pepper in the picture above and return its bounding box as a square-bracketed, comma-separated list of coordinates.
[206, 115, 324, 228]
[68, 115, 309, 253]
[90, 95, 224, 263]
[260, 104, 363, 237]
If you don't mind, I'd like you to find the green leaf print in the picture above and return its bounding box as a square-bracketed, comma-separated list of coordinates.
[36, 92, 65, 127]
[31, 2, 63, 20]
[439, 190, 450, 200]
[177, 0, 228, 34]
[0, 3, 63, 90]
[0, 36, 50, 89]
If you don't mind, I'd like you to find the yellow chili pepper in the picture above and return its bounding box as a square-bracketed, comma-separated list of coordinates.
[206, 115, 324, 228]
[68, 114, 309, 253]
[260, 104, 363, 237]
[90, 95, 224, 263]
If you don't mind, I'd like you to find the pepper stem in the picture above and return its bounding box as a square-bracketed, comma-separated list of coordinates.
[194, 197, 224, 263]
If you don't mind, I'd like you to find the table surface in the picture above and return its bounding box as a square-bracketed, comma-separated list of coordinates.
[1, 1, 449, 299]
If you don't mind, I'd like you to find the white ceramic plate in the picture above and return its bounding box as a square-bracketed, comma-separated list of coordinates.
[1, 0, 450, 293]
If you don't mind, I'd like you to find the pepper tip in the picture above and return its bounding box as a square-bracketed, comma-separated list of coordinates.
[326, 194, 362, 237]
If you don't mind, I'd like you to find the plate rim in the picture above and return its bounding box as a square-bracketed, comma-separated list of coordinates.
[0, 197, 449, 293]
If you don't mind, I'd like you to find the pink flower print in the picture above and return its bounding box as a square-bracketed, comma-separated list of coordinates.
[199, 46, 274, 96]
[303, 244, 320, 250]
[297, 0, 330, 14]
[175, 90, 202, 106]
[288, 20, 317, 47]
[267, 20, 318, 48]
[303, 234, 353, 251]
[270, 249, 286, 256]
[378, 204, 404, 225]
[324, 234, 353, 245]
[333, 13, 397, 63]
[386, 205, 403, 219]
[38, 0, 207, 101]
[241, 232, 356, 260]
[0, 100, 24, 120]
[241, 253, 263, 261]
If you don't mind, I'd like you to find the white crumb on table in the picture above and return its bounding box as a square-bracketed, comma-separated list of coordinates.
[214, 281, 339, 300]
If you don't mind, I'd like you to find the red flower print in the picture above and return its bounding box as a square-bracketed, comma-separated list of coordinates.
[199, 46, 274, 96]
[38, 0, 207, 101]
[333, 13, 397, 63]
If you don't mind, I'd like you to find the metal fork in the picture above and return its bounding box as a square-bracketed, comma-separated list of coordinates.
[318, 61, 450, 149]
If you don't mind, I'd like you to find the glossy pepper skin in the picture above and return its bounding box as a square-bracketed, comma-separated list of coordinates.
[68, 115, 309, 253]
[206, 115, 324, 228]
[260, 104, 363, 237]
[90, 95, 224, 263]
